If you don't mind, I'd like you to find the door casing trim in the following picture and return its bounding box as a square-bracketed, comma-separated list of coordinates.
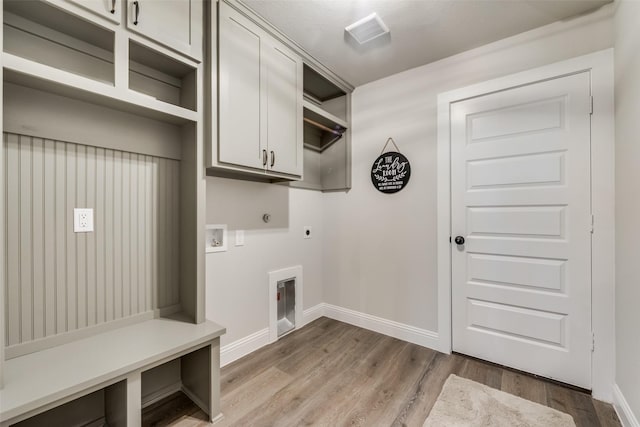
[436, 49, 615, 401]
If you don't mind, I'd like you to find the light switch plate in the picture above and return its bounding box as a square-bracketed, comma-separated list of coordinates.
[74, 208, 94, 233]
[235, 230, 245, 246]
[303, 226, 312, 239]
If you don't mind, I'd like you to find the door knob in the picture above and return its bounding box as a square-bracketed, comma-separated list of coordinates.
[454, 236, 465, 245]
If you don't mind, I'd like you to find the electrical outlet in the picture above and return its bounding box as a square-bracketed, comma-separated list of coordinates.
[74, 208, 94, 233]
[303, 226, 312, 239]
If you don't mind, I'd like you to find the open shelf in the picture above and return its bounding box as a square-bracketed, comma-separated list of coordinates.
[302, 66, 348, 154]
[291, 64, 351, 191]
[303, 98, 348, 129]
[129, 41, 198, 111]
[303, 64, 345, 102]
[303, 99, 347, 153]
[3, 53, 198, 124]
[3, 0, 115, 85]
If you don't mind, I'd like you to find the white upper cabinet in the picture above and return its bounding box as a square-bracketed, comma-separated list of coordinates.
[216, 1, 303, 178]
[264, 41, 302, 176]
[126, 0, 203, 61]
[65, 0, 121, 24]
[218, 8, 263, 170]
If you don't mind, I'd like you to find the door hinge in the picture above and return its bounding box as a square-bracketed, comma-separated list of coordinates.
[592, 333, 595, 352]
[590, 96, 594, 115]
[591, 214, 595, 234]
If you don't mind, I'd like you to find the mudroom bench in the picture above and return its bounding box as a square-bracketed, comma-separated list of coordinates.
[0, 317, 226, 427]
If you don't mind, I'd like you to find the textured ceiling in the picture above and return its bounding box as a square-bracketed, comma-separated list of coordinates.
[241, 0, 612, 87]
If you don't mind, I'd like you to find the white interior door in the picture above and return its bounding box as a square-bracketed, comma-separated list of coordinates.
[451, 72, 592, 388]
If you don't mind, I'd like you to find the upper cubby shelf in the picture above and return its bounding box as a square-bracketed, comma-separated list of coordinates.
[3, 53, 198, 124]
[4, 0, 115, 84]
[129, 40, 198, 112]
[2, 0, 200, 124]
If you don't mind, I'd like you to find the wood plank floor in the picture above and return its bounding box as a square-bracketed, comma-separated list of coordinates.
[143, 318, 621, 427]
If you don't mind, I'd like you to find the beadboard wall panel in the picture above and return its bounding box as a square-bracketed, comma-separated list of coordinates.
[4, 133, 180, 348]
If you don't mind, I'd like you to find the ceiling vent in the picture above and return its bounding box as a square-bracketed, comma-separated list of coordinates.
[345, 13, 389, 45]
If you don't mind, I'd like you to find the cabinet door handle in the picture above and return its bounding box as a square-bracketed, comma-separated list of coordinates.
[110, 0, 116, 14]
[133, 1, 140, 25]
[262, 149, 267, 166]
[270, 151, 275, 168]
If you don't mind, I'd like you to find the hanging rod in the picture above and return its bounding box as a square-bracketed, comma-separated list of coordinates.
[303, 117, 345, 136]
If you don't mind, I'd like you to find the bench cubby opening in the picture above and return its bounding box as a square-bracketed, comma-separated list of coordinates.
[10, 380, 126, 427]
[141, 345, 214, 420]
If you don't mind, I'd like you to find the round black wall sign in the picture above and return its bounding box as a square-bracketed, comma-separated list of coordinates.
[371, 151, 411, 194]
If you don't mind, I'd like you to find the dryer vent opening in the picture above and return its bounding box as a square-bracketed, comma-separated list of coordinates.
[269, 266, 303, 343]
[277, 279, 296, 337]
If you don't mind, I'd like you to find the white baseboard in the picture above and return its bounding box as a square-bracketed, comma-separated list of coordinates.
[220, 303, 441, 368]
[303, 303, 326, 326]
[220, 328, 269, 367]
[322, 303, 440, 351]
[613, 384, 640, 427]
[219, 304, 326, 368]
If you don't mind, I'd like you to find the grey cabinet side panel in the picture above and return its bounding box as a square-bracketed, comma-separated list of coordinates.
[105, 381, 128, 427]
[178, 123, 204, 323]
[181, 345, 212, 415]
[0, 43, 4, 387]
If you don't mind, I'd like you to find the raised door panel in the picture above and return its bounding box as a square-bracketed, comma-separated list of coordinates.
[65, 0, 121, 23]
[218, 5, 263, 171]
[265, 42, 302, 176]
[126, 0, 202, 60]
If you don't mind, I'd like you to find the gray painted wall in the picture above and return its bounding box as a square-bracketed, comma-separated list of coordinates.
[614, 0, 640, 420]
[322, 7, 614, 333]
[205, 178, 324, 346]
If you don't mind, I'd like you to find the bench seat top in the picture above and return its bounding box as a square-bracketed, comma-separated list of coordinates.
[0, 317, 225, 423]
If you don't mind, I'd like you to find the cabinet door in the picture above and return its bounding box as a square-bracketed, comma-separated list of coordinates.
[65, 0, 121, 23]
[218, 3, 264, 171]
[265, 41, 303, 176]
[126, 0, 203, 60]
